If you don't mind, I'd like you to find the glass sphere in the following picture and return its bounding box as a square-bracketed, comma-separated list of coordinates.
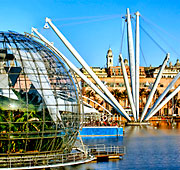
[0, 31, 81, 159]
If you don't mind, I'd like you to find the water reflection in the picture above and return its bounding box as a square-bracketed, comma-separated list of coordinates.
[126, 121, 180, 136]
[51, 122, 180, 170]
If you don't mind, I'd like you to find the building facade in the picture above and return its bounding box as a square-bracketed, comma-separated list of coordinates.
[76, 48, 180, 119]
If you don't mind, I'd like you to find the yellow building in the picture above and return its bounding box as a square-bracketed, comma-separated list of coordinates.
[76, 48, 180, 118]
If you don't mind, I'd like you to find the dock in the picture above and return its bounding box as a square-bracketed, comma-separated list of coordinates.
[87, 144, 126, 161]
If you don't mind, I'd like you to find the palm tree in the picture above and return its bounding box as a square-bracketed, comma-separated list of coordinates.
[111, 89, 125, 106]
[164, 90, 173, 116]
[111, 89, 121, 101]
[122, 90, 128, 107]
[172, 93, 178, 115]
[85, 89, 93, 104]
[139, 88, 147, 108]
[85, 89, 92, 98]
[176, 98, 180, 115]
[93, 96, 99, 108]
[153, 89, 161, 116]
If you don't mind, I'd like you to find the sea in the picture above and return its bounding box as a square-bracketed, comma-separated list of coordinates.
[51, 122, 180, 170]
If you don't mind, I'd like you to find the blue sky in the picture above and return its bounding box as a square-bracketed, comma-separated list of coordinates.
[0, 0, 180, 67]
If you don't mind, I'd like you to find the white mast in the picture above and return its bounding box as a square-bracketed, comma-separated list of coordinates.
[44, 17, 131, 121]
[126, 8, 136, 103]
[145, 85, 180, 120]
[140, 53, 170, 122]
[32, 27, 131, 121]
[135, 11, 140, 120]
[145, 72, 180, 120]
[119, 54, 137, 121]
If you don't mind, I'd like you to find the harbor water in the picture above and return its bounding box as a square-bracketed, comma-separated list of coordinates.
[51, 122, 180, 170]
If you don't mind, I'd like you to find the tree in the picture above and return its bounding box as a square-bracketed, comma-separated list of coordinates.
[111, 89, 121, 101]
[122, 90, 128, 107]
[139, 88, 147, 108]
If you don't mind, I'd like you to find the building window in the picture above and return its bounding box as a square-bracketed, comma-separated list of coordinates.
[110, 83, 114, 87]
[119, 83, 124, 87]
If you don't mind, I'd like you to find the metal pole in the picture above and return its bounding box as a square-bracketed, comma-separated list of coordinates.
[140, 53, 170, 122]
[119, 54, 137, 121]
[135, 11, 140, 120]
[172, 96, 174, 115]
[126, 8, 136, 102]
[44, 18, 131, 121]
[145, 85, 180, 120]
[32, 27, 131, 121]
[82, 96, 112, 115]
[78, 131, 87, 157]
[146, 72, 180, 119]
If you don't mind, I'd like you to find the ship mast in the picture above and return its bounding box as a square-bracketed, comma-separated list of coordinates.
[135, 11, 140, 120]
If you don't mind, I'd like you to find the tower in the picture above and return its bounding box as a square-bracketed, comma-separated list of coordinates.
[124, 59, 129, 66]
[106, 48, 113, 68]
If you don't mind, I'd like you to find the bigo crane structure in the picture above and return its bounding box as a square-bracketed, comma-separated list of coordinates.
[31, 8, 180, 122]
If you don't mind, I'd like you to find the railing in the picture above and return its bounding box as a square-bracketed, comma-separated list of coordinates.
[0, 151, 89, 169]
[87, 144, 126, 156]
[0, 143, 125, 169]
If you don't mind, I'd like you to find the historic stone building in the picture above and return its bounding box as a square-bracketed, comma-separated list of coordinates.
[76, 48, 180, 118]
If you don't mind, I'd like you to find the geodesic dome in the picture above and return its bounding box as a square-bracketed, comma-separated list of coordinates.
[0, 31, 81, 168]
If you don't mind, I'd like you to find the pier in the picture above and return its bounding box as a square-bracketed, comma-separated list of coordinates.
[87, 144, 126, 161]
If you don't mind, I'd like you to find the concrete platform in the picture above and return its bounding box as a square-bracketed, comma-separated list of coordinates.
[87, 144, 125, 161]
[126, 122, 150, 126]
